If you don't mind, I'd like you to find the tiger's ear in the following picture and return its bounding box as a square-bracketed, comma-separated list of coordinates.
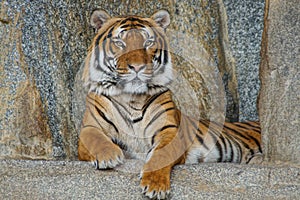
[90, 9, 111, 31]
[151, 10, 170, 29]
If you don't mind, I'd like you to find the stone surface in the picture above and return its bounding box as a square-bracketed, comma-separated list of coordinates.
[259, 0, 300, 164]
[0, 159, 299, 199]
[0, 1, 53, 159]
[0, 0, 91, 159]
[224, 0, 265, 121]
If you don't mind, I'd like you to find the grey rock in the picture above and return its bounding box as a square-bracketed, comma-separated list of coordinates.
[224, 0, 265, 121]
[0, 160, 299, 199]
[259, 0, 300, 164]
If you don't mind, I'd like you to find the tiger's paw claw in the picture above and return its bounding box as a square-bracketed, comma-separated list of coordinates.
[91, 146, 125, 169]
[140, 170, 171, 199]
[92, 154, 124, 169]
[141, 186, 169, 200]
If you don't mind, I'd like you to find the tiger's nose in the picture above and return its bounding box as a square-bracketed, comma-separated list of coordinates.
[128, 64, 146, 72]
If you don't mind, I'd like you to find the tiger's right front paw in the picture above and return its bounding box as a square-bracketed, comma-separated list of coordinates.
[92, 143, 125, 169]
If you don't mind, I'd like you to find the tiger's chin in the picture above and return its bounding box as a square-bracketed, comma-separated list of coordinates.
[123, 81, 148, 94]
[91, 82, 168, 96]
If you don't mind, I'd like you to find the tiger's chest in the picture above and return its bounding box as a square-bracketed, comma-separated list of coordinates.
[104, 93, 172, 160]
[114, 105, 151, 159]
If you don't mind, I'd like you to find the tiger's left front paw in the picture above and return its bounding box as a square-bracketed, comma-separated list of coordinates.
[140, 168, 171, 199]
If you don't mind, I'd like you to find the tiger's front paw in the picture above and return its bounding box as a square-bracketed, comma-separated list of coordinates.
[92, 143, 125, 169]
[140, 168, 171, 199]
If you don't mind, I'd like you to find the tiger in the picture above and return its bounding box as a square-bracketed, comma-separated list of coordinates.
[78, 9, 263, 199]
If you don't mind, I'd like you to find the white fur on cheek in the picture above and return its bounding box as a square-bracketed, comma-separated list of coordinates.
[151, 58, 173, 86]
[89, 52, 104, 82]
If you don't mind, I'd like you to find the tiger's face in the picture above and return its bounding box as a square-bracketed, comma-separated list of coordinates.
[84, 10, 172, 96]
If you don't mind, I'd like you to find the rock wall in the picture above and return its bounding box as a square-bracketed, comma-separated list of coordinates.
[0, 1, 90, 159]
[0, 0, 273, 160]
[224, 0, 265, 121]
[259, 0, 300, 164]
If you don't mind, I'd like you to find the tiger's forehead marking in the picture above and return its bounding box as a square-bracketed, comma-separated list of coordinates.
[113, 18, 155, 40]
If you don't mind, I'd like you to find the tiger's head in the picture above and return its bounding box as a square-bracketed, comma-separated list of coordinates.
[83, 10, 172, 96]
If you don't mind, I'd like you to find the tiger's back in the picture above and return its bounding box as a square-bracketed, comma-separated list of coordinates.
[180, 116, 262, 165]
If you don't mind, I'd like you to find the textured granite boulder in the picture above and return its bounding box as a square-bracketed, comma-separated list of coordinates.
[224, 0, 265, 121]
[0, 1, 89, 159]
[259, 0, 300, 164]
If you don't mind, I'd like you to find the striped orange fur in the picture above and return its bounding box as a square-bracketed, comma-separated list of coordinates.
[78, 9, 262, 199]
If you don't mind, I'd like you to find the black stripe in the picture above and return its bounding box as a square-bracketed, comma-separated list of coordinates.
[223, 124, 260, 155]
[144, 107, 176, 135]
[102, 95, 132, 127]
[111, 138, 128, 151]
[83, 106, 104, 130]
[228, 138, 235, 162]
[94, 22, 119, 72]
[119, 17, 151, 26]
[94, 106, 119, 134]
[94, 22, 116, 49]
[187, 118, 202, 134]
[201, 120, 224, 162]
[243, 121, 260, 128]
[153, 29, 169, 65]
[194, 134, 209, 150]
[158, 46, 163, 61]
[222, 125, 255, 156]
[104, 57, 115, 72]
[223, 124, 251, 140]
[204, 120, 238, 162]
[195, 134, 204, 144]
[130, 91, 173, 115]
[179, 116, 195, 144]
[151, 125, 178, 145]
[216, 142, 223, 162]
[209, 129, 223, 162]
[120, 23, 146, 29]
[233, 122, 261, 133]
[219, 134, 227, 161]
[248, 134, 262, 153]
[132, 117, 143, 123]
[225, 132, 244, 163]
[189, 120, 210, 150]
[163, 49, 169, 65]
[87, 95, 119, 134]
[141, 90, 169, 116]
[94, 33, 104, 46]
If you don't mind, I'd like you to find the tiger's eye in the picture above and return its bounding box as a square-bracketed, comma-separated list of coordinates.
[114, 41, 124, 48]
[145, 40, 154, 47]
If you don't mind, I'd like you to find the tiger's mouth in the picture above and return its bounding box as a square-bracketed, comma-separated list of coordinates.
[119, 67, 153, 94]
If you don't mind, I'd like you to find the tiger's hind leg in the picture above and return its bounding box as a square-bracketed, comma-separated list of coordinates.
[78, 126, 124, 169]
